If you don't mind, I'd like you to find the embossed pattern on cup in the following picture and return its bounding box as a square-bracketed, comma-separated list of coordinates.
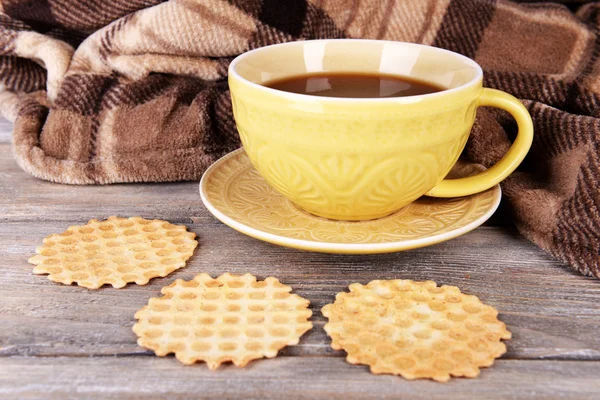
[233, 103, 473, 220]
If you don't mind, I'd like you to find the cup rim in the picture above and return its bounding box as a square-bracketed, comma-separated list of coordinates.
[228, 39, 483, 103]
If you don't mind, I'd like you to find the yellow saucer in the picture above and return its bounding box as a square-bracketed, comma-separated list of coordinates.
[200, 149, 501, 254]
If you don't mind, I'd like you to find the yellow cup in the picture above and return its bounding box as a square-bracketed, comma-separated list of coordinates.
[228, 40, 533, 221]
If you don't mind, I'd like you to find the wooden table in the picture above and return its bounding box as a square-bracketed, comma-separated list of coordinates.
[1, 118, 599, 400]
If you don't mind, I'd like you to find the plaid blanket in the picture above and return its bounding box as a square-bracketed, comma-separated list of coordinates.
[0, 0, 599, 278]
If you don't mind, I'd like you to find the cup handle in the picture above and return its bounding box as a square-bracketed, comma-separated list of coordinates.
[426, 88, 534, 198]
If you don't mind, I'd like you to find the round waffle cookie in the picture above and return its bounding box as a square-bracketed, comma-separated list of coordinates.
[29, 216, 198, 289]
[322, 279, 511, 382]
[133, 273, 313, 368]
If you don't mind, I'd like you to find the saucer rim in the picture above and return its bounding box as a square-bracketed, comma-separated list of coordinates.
[199, 148, 502, 254]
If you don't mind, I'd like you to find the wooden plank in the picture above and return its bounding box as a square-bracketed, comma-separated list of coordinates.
[1, 357, 599, 400]
[1, 220, 598, 359]
[0, 143, 508, 228]
[0, 142, 216, 223]
[0, 140, 517, 228]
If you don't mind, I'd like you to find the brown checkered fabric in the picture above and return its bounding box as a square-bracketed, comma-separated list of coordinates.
[0, 0, 599, 278]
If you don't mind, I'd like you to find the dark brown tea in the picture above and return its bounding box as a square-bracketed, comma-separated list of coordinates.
[265, 72, 444, 98]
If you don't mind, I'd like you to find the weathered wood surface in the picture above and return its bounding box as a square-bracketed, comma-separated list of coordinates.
[1, 119, 599, 399]
[2, 357, 600, 400]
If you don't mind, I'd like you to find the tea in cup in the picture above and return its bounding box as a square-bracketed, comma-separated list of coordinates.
[228, 40, 533, 221]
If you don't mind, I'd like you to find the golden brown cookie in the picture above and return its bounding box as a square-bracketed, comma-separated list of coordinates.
[133, 273, 313, 368]
[29, 216, 198, 289]
[322, 279, 511, 382]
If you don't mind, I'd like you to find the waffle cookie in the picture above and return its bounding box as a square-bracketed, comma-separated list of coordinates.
[322, 279, 511, 382]
[29, 216, 198, 289]
[133, 273, 313, 368]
